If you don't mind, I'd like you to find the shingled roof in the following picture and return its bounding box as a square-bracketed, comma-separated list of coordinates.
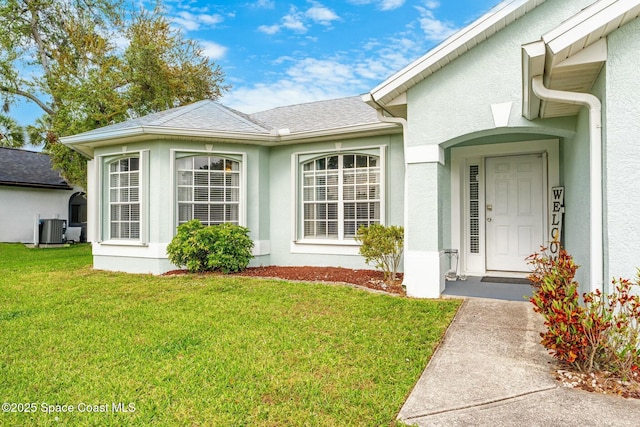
[61, 95, 399, 158]
[0, 147, 72, 190]
[74, 95, 379, 137]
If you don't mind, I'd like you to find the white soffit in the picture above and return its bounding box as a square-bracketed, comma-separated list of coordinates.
[524, 0, 640, 119]
[543, 0, 640, 69]
[367, 0, 545, 109]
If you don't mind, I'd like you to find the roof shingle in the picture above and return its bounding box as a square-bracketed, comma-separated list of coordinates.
[0, 147, 72, 190]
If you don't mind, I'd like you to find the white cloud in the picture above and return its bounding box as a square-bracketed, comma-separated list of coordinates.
[200, 41, 227, 60]
[253, 0, 275, 8]
[258, 24, 281, 35]
[306, 5, 339, 25]
[282, 8, 307, 33]
[172, 11, 224, 32]
[380, 0, 405, 11]
[417, 9, 457, 41]
[285, 58, 356, 85]
[220, 44, 418, 114]
[258, 3, 339, 35]
[346, 0, 405, 11]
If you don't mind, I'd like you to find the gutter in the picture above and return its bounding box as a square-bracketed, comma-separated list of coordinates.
[363, 93, 409, 228]
[531, 75, 603, 294]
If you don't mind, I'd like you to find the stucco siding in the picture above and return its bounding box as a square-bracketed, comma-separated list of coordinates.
[603, 17, 640, 286]
[405, 0, 593, 149]
[561, 105, 592, 293]
[0, 186, 73, 243]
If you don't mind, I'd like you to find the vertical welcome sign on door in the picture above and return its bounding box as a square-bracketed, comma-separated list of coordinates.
[549, 187, 564, 258]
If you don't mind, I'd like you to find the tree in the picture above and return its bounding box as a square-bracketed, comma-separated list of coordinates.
[0, 114, 25, 147]
[0, 0, 228, 189]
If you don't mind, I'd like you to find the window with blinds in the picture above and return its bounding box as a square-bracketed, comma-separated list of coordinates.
[176, 156, 240, 226]
[302, 154, 380, 239]
[109, 157, 140, 239]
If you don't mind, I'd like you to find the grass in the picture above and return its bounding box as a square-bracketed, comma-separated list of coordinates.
[0, 243, 460, 426]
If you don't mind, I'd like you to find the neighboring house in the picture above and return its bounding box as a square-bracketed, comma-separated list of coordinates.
[0, 147, 86, 243]
[62, 0, 640, 298]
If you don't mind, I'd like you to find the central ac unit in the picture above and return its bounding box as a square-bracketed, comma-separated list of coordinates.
[40, 219, 67, 244]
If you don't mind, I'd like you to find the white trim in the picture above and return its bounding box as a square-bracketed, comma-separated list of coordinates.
[543, 0, 640, 62]
[252, 240, 271, 256]
[99, 240, 148, 247]
[451, 139, 559, 277]
[290, 241, 361, 256]
[491, 102, 513, 127]
[94, 241, 164, 256]
[405, 145, 445, 165]
[403, 250, 445, 298]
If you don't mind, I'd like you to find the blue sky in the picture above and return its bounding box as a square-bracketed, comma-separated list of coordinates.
[13, 0, 500, 125]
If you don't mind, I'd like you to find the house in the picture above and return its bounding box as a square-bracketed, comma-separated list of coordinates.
[62, 0, 640, 298]
[0, 147, 86, 243]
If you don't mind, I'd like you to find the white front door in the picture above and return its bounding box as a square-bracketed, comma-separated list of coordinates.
[485, 154, 544, 272]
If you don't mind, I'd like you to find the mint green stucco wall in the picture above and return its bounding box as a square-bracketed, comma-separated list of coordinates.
[402, 0, 590, 257]
[92, 132, 403, 273]
[405, 0, 593, 149]
[603, 17, 640, 289]
[561, 105, 592, 294]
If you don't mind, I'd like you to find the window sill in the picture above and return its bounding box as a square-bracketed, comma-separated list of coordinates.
[98, 240, 148, 247]
[290, 240, 360, 255]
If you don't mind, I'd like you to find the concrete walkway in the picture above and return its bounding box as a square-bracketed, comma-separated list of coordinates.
[398, 298, 640, 426]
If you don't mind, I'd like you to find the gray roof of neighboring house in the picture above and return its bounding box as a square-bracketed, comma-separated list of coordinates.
[74, 95, 380, 137]
[0, 147, 72, 190]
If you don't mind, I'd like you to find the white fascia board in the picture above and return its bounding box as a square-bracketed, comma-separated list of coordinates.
[368, 0, 543, 106]
[543, 0, 640, 62]
[61, 125, 272, 146]
[274, 122, 402, 145]
[61, 122, 401, 156]
[521, 40, 546, 120]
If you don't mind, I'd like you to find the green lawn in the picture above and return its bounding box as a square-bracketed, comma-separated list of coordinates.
[0, 243, 460, 426]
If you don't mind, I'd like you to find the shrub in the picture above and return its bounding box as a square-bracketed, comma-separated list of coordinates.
[167, 220, 254, 273]
[528, 247, 640, 377]
[355, 224, 404, 283]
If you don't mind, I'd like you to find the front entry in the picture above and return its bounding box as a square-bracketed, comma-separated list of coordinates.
[485, 154, 544, 272]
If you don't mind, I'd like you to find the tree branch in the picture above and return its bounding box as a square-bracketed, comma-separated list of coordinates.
[0, 85, 54, 115]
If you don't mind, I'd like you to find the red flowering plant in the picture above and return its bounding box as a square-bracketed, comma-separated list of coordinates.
[528, 247, 640, 379]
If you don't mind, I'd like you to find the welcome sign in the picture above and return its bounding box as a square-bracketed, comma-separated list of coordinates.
[549, 186, 564, 258]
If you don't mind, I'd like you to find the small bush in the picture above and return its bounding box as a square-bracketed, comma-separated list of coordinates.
[355, 224, 404, 283]
[167, 220, 254, 273]
[528, 247, 640, 377]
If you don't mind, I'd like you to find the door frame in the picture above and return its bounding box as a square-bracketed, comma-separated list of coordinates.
[450, 139, 559, 278]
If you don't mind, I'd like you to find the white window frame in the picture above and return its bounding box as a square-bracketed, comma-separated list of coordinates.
[291, 145, 386, 253]
[170, 149, 247, 232]
[96, 150, 149, 246]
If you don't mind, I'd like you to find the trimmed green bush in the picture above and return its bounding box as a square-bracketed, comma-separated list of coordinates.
[167, 220, 254, 273]
[355, 224, 404, 283]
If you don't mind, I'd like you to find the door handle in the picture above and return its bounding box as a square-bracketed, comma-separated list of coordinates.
[486, 204, 493, 211]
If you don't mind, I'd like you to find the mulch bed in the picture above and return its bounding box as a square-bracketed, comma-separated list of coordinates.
[163, 265, 406, 296]
[556, 367, 640, 399]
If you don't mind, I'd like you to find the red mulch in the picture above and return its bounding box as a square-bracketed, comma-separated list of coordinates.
[163, 265, 405, 295]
